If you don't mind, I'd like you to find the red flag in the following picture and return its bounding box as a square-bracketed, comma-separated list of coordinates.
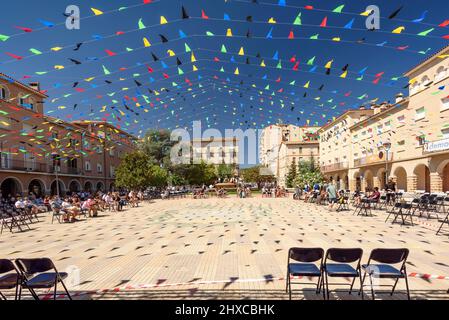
[105, 49, 117, 56]
[293, 62, 300, 71]
[320, 16, 328, 27]
[14, 26, 33, 32]
[304, 5, 314, 10]
[288, 30, 294, 39]
[439, 20, 449, 27]
[5, 52, 23, 60]
[201, 10, 209, 19]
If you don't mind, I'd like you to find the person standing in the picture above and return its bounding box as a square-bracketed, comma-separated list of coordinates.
[326, 182, 337, 210]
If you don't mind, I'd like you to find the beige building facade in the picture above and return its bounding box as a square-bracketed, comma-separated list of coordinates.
[0, 73, 137, 197]
[259, 124, 320, 186]
[319, 45, 449, 193]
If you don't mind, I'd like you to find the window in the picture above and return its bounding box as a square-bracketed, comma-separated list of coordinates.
[415, 107, 425, 121]
[1, 152, 11, 169]
[442, 128, 449, 139]
[109, 148, 115, 157]
[384, 121, 391, 131]
[97, 163, 103, 173]
[397, 115, 406, 126]
[0, 116, 10, 129]
[377, 124, 383, 134]
[418, 135, 426, 146]
[19, 96, 26, 106]
[435, 66, 447, 82]
[398, 140, 405, 146]
[421, 76, 431, 89]
[441, 97, 449, 112]
[85, 160, 91, 172]
[110, 166, 115, 178]
[0, 87, 8, 100]
[410, 81, 420, 95]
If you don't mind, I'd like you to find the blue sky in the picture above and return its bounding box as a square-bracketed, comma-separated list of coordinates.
[1, 0, 448, 139]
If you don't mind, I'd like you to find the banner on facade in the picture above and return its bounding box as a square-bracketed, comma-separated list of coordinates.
[424, 138, 449, 153]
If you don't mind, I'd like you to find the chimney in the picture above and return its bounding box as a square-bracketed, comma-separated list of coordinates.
[380, 101, 389, 112]
[395, 93, 404, 104]
[359, 105, 366, 110]
[371, 103, 381, 114]
[28, 82, 40, 92]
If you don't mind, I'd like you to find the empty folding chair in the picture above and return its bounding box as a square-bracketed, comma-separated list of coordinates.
[323, 248, 364, 300]
[360, 248, 410, 300]
[391, 202, 414, 226]
[436, 197, 449, 235]
[15, 258, 72, 300]
[285, 248, 325, 300]
[0, 259, 21, 300]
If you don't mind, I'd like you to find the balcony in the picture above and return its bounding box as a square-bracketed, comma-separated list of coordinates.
[0, 159, 81, 175]
[354, 152, 393, 167]
[320, 162, 349, 173]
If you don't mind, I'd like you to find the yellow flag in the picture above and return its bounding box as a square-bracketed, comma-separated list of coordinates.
[85, 77, 95, 82]
[332, 37, 341, 42]
[304, 81, 310, 88]
[143, 37, 151, 47]
[340, 70, 348, 78]
[325, 60, 333, 69]
[268, 17, 276, 23]
[160, 16, 168, 24]
[167, 50, 175, 56]
[51, 47, 62, 52]
[191, 53, 197, 62]
[91, 8, 104, 16]
[226, 28, 233, 37]
[193, 65, 198, 71]
[54, 65, 64, 70]
[392, 26, 405, 34]
[260, 60, 266, 67]
[234, 67, 239, 75]
[360, 10, 371, 16]
[238, 47, 244, 55]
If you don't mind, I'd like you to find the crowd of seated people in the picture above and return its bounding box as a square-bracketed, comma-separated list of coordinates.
[1, 189, 143, 225]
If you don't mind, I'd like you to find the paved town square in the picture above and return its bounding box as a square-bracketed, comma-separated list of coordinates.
[1, 197, 448, 300]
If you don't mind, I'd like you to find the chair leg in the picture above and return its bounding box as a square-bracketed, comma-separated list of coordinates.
[349, 276, 356, 294]
[368, 274, 375, 300]
[359, 273, 364, 300]
[54, 280, 57, 300]
[404, 274, 411, 300]
[288, 276, 292, 300]
[0, 291, 6, 300]
[391, 278, 399, 296]
[325, 272, 330, 300]
[57, 277, 73, 300]
[359, 272, 367, 295]
[316, 275, 321, 294]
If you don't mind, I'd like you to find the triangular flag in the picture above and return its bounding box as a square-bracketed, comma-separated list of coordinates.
[238, 47, 244, 55]
[102, 65, 111, 75]
[138, 18, 146, 29]
[226, 28, 233, 37]
[293, 12, 302, 25]
[333, 5, 345, 13]
[160, 16, 168, 24]
[185, 43, 191, 52]
[91, 8, 104, 16]
[143, 37, 151, 47]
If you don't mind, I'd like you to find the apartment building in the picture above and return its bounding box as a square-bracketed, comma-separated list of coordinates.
[319, 45, 449, 193]
[318, 108, 374, 190]
[0, 73, 137, 197]
[259, 124, 320, 186]
[191, 137, 239, 166]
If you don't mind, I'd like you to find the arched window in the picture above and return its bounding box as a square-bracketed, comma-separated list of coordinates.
[421, 76, 431, 89]
[435, 66, 447, 82]
[0, 86, 9, 100]
[410, 81, 420, 95]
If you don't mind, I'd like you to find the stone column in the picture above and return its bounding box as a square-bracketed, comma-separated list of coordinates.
[373, 176, 380, 189]
[349, 179, 357, 192]
[430, 173, 443, 193]
[407, 175, 418, 193]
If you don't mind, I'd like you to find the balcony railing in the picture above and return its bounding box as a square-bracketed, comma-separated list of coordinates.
[0, 159, 81, 175]
[354, 152, 393, 167]
[320, 162, 349, 173]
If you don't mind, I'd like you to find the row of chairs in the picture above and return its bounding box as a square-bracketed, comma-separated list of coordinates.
[0, 258, 71, 300]
[286, 247, 410, 300]
[0, 207, 40, 234]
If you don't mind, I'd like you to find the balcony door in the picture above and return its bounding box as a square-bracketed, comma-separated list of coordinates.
[24, 153, 36, 171]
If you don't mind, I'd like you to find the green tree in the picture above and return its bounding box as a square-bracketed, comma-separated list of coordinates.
[140, 129, 175, 166]
[293, 159, 324, 187]
[216, 164, 234, 181]
[115, 151, 168, 190]
[285, 158, 298, 188]
[241, 165, 275, 187]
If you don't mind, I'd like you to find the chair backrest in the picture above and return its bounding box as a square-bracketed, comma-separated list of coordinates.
[368, 248, 409, 265]
[16, 258, 55, 275]
[288, 248, 324, 263]
[0, 259, 16, 274]
[326, 248, 363, 263]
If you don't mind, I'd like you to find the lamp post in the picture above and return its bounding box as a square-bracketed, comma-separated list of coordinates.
[52, 152, 60, 198]
[383, 141, 392, 188]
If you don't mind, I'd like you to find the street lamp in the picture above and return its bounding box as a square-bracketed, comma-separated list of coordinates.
[382, 141, 392, 188]
[51, 152, 61, 198]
